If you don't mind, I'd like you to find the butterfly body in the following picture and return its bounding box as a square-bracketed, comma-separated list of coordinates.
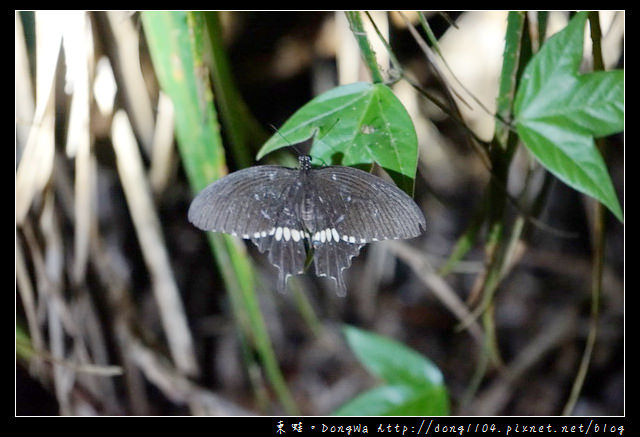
[188, 156, 426, 296]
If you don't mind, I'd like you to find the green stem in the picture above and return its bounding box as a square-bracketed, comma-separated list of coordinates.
[562, 11, 606, 416]
[203, 12, 267, 168]
[141, 11, 298, 414]
[345, 11, 384, 83]
[461, 12, 532, 381]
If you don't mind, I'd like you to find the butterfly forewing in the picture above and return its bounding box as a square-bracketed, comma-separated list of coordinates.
[312, 166, 426, 243]
[188, 166, 294, 235]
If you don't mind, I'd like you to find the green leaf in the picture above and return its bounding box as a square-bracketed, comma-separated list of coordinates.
[343, 325, 442, 386]
[257, 82, 419, 195]
[333, 384, 447, 416]
[334, 325, 449, 416]
[514, 11, 623, 222]
[495, 11, 527, 146]
[16, 322, 34, 361]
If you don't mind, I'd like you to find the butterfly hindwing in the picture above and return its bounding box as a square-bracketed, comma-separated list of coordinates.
[300, 169, 364, 296]
[250, 179, 307, 292]
[311, 237, 364, 297]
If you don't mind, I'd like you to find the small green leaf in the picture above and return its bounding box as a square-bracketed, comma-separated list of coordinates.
[343, 325, 443, 387]
[257, 82, 419, 194]
[333, 384, 447, 416]
[514, 11, 623, 222]
[334, 325, 449, 416]
[16, 323, 34, 360]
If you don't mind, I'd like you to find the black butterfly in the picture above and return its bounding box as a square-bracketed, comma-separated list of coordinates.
[188, 155, 426, 296]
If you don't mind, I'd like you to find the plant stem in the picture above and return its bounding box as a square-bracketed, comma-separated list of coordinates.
[344, 11, 385, 83]
[562, 11, 607, 416]
[203, 12, 267, 168]
[142, 12, 298, 414]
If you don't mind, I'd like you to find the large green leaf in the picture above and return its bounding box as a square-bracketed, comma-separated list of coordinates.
[257, 82, 419, 195]
[514, 11, 623, 222]
[333, 325, 449, 416]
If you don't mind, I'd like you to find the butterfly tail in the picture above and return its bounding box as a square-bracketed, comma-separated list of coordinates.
[313, 240, 363, 297]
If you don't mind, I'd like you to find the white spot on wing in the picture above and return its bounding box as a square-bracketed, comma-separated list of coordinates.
[291, 229, 300, 242]
[283, 227, 291, 241]
[331, 228, 339, 242]
[275, 227, 283, 241]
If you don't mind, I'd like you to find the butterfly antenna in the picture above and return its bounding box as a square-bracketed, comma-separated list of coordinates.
[269, 124, 305, 157]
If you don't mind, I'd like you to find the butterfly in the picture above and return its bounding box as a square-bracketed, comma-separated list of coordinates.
[188, 155, 426, 296]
